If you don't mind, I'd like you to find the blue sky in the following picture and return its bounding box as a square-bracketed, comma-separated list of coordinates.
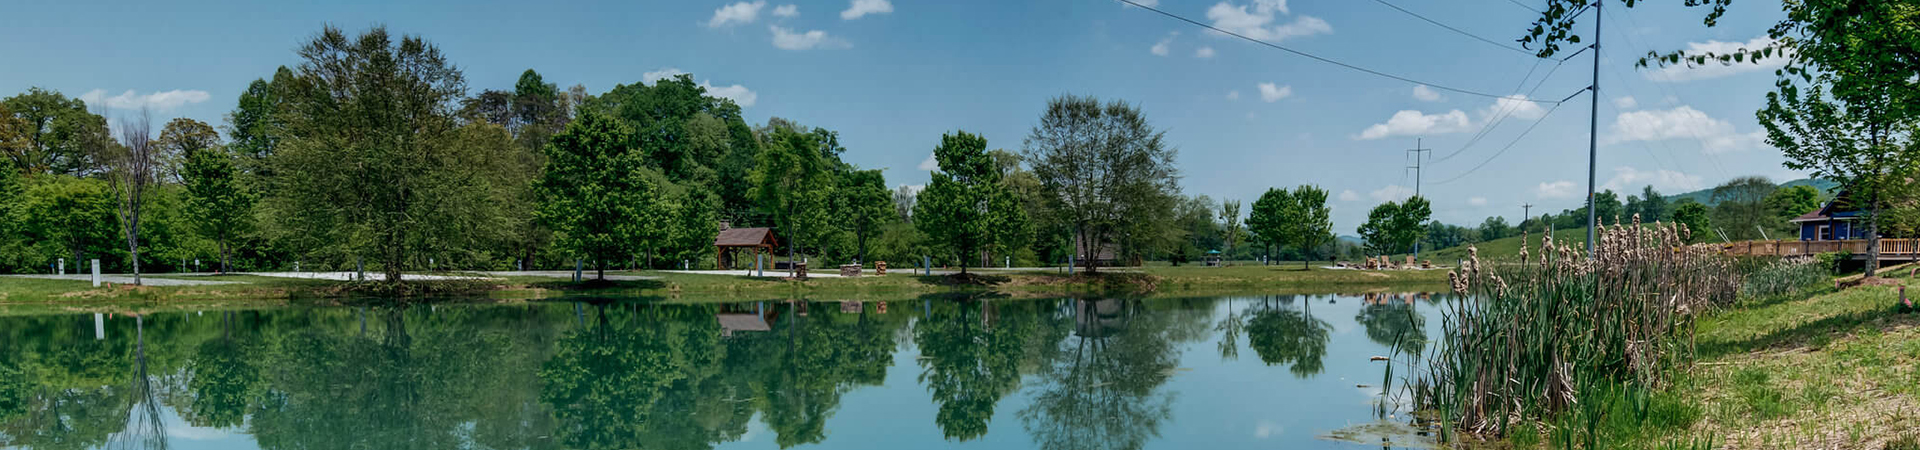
[0, 0, 1797, 233]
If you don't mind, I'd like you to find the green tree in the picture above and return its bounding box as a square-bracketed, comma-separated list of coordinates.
[1638, 185, 1671, 222]
[1220, 199, 1244, 257]
[914, 131, 1027, 273]
[265, 26, 509, 281]
[1710, 176, 1778, 240]
[20, 176, 119, 270]
[1478, 216, 1513, 240]
[836, 169, 895, 263]
[226, 67, 295, 175]
[1765, 184, 1823, 223]
[1247, 188, 1289, 264]
[1023, 95, 1180, 272]
[1281, 185, 1333, 268]
[1, 87, 110, 175]
[1672, 200, 1713, 243]
[536, 112, 667, 280]
[178, 123, 252, 273]
[153, 118, 221, 185]
[1358, 196, 1432, 255]
[752, 124, 833, 271]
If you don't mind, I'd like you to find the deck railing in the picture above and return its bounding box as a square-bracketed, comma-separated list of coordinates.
[1717, 238, 1920, 258]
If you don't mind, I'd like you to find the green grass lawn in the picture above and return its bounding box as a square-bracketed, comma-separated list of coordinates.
[0, 263, 1452, 306]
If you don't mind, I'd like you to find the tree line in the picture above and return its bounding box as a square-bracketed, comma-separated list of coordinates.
[0, 26, 1205, 280]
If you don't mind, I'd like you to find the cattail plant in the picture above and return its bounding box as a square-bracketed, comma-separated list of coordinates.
[1417, 214, 1739, 439]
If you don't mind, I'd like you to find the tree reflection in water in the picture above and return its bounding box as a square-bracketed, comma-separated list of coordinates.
[914, 298, 1066, 441]
[1018, 299, 1186, 450]
[1245, 295, 1332, 378]
[1356, 293, 1428, 357]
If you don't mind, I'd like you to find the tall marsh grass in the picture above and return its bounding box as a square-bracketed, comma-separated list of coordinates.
[1418, 217, 1739, 440]
[1738, 255, 1832, 303]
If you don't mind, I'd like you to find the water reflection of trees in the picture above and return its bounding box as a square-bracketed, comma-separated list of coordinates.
[913, 299, 1068, 441]
[0, 297, 1229, 449]
[1355, 294, 1427, 356]
[1244, 296, 1332, 378]
[1017, 299, 1213, 450]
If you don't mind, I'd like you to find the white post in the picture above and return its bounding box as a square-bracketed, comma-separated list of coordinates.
[93, 313, 104, 340]
[1006, 256, 1011, 269]
[90, 259, 101, 287]
[295, 261, 301, 273]
[58, 258, 65, 275]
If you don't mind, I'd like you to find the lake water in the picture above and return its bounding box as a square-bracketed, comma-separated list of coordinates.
[0, 293, 1450, 450]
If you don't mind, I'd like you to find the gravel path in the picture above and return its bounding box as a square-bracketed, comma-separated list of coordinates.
[477, 271, 659, 281]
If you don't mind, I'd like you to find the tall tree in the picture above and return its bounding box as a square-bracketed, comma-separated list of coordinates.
[227, 67, 296, 182]
[1478, 216, 1513, 241]
[21, 176, 119, 268]
[1247, 188, 1289, 264]
[105, 112, 156, 285]
[752, 124, 833, 272]
[1638, 185, 1670, 222]
[1281, 185, 1334, 269]
[1024, 95, 1180, 272]
[915, 131, 1027, 274]
[1220, 199, 1244, 256]
[1672, 200, 1713, 243]
[1358, 202, 1398, 255]
[152, 119, 220, 185]
[837, 169, 894, 263]
[536, 112, 667, 280]
[180, 136, 253, 273]
[1358, 196, 1432, 255]
[1, 88, 110, 175]
[1765, 184, 1823, 222]
[267, 26, 502, 282]
[1710, 176, 1778, 240]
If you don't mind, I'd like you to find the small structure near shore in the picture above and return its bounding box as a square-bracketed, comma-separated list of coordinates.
[714, 225, 779, 270]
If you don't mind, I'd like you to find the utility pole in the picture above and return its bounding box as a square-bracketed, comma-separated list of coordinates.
[1584, 0, 1603, 254]
[1408, 138, 1432, 259]
[1407, 138, 1431, 197]
[1522, 203, 1534, 231]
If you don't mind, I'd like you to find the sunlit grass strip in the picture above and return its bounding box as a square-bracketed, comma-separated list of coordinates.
[1418, 216, 1739, 440]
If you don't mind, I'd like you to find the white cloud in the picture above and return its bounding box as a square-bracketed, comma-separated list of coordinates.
[772, 4, 799, 17]
[1370, 184, 1415, 202]
[1468, 197, 1488, 206]
[1646, 36, 1791, 82]
[1151, 32, 1176, 56]
[1355, 109, 1471, 140]
[1194, 46, 1216, 58]
[1226, 90, 1241, 101]
[640, 68, 758, 107]
[1338, 190, 1361, 202]
[1205, 1, 1329, 42]
[771, 26, 850, 50]
[918, 153, 938, 171]
[1601, 166, 1704, 193]
[1536, 180, 1578, 199]
[1607, 105, 1765, 153]
[1354, 94, 1543, 140]
[1613, 96, 1638, 110]
[840, 0, 893, 20]
[79, 89, 211, 111]
[1257, 83, 1292, 102]
[707, 1, 766, 28]
[1412, 85, 1442, 102]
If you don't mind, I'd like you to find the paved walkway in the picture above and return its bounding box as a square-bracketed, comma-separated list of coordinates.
[242, 271, 493, 281]
[476, 271, 660, 281]
[2, 274, 243, 286]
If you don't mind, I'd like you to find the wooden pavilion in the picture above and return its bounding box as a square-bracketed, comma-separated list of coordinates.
[715, 226, 780, 270]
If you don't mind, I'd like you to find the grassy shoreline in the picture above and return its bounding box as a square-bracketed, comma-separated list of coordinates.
[0, 264, 1449, 309]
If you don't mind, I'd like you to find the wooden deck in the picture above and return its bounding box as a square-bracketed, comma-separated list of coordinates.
[1717, 239, 1920, 260]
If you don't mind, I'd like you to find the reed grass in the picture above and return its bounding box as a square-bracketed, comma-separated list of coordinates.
[1417, 216, 1739, 441]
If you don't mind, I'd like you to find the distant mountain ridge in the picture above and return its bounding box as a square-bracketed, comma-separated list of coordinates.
[1663, 178, 1839, 206]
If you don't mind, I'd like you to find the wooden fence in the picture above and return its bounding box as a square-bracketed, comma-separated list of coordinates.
[1718, 239, 1920, 260]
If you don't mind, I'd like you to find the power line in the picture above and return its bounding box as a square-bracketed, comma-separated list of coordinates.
[1433, 55, 1565, 163]
[1501, 0, 1544, 13]
[1368, 0, 1542, 57]
[1113, 0, 1568, 104]
[1432, 87, 1587, 185]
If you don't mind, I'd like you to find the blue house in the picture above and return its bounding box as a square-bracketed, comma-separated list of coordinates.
[1792, 191, 1870, 241]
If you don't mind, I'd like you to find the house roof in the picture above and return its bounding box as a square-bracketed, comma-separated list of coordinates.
[1790, 189, 1862, 223]
[715, 227, 777, 247]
